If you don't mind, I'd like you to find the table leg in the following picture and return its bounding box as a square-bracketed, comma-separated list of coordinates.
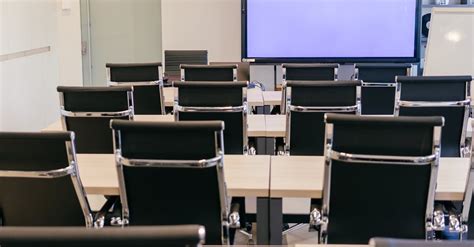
[265, 137, 275, 155]
[269, 198, 283, 245]
[256, 197, 270, 244]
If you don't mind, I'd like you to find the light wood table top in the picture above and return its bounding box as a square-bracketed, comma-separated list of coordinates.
[263, 115, 473, 139]
[262, 91, 282, 106]
[163, 87, 264, 107]
[43, 115, 267, 138]
[270, 156, 470, 201]
[265, 115, 286, 137]
[77, 154, 271, 197]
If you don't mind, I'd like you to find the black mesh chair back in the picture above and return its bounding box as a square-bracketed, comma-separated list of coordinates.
[57, 86, 134, 154]
[370, 238, 474, 247]
[111, 120, 228, 245]
[354, 63, 411, 115]
[164, 50, 208, 79]
[321, 114, 443, 244]
[181, 64, 237, 82]
[285, 81, 361, 155]
[0, 132, 92, 227]
[174, 81, 248, 154]
[395, 76, 472, 157]
[0, 225, 205, 247]
[280, 63, 340, 114]
[106, 63, 164, 115]
[282, 63, 339, 81]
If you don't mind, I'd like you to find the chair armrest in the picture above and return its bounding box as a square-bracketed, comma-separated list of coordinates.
[93, 196, 119, 228]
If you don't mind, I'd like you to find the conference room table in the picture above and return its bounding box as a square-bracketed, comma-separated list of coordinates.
[163, 87, 266, 107]
[43, 114, 268, 138]
[73, 153, 470, 245]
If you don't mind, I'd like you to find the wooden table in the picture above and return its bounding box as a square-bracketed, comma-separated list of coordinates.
[265, 115, 286, 137]
[43, 115, 268, 138]
[267, 156, 471, 245]
[77, 154, 270, 197]
[270, 156, 470, 201]
[162, 87, 265, 107]
[262, 91, 282, 106]
[77, 153, 273, 244]
[262, 115, 473, 139]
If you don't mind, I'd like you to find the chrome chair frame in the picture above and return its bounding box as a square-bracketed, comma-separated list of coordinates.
[112, 127, 230, 244]
[180, 64, 238, 82]
[284, 85, 361, 154]
[58, 91, 135, 130]
[173, 87, 249, 154]
[0, 132, 94, 227]
[394, 79, 471, 157]
[106, 64, 165, 115]
[453, 120, 474, 239]
[319, 122, 442, 243]
[280, 64, 340, 114]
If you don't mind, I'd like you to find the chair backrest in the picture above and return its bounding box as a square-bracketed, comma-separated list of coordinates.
[111, 120, 228, 245]
[280, 63, 340, 114]
[106, 63, 164, 115]
[164, 50, 208, 79]
[354, 64, 412, 83]
[57, 86, 134, 154]
[322, 114, 443, 244]
[106, 62, 162, 83]
[0, 132, 92, 227]
[181, 64, 238, 82]
[0, 225, 205, 247]
[211, 62, 250, 81]
[354, 64, 412, 115]
[173, 81, 248, 154]
[285, 81, 361, 155]
[395, 75, 472, 157]
[282, 63, 339, 81]
[370, 238, 474, 247]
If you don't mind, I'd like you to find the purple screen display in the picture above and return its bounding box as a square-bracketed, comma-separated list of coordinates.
[246, 0, 417, 58]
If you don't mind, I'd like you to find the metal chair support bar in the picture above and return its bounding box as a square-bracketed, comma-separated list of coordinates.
[0, 164, 75, 179]
[330, 150, 436, 165]
[399, 100, 470, 108]
[116, 153, 223, 168]
[60, 108, 133, 118]
[289, 105, 358, 113]
[108, 80, 161, 86]
[362, 82, 397, 87]
[175, 105, 246, 113]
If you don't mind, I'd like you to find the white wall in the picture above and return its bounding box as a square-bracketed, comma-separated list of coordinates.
[0, 0, 83, 131]
[161, 0, 241, 62]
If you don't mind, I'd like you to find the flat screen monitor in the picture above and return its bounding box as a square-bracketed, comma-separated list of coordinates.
[242, 0, 421, 63]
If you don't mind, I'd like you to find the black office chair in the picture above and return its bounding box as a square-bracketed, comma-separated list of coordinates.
[354, 63, 411, 115]
[395, 76, 472, 157]
[284, 80, 361, 155]
[0, 225, 205, 247]
[57, 86, 134, 153]
[164, 50, 208, 80]
[106, 62, 164, 115]
[110, 120, 234, 245]
[0, 132, 96, 227]
[282, 63, 339, 81]
[370, 238, 474, 247]
[280, 63, 340, 114]
[314, 113, 443, 244]
[180, 64, 238, 81]
[173, 81, 249, 154]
